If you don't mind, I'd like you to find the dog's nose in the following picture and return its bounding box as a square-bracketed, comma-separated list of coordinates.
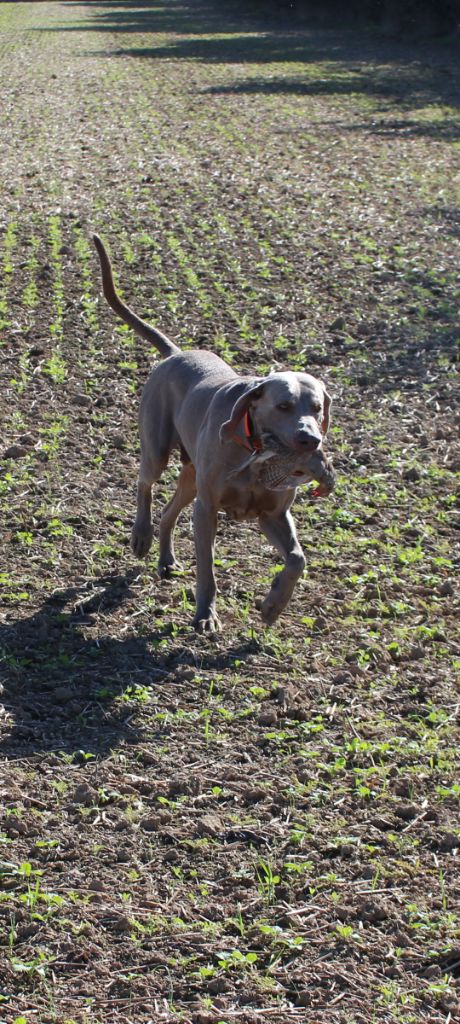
[295, 431, 321, 451]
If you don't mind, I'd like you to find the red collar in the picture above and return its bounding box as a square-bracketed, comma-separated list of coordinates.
[232, 412, 263, 453]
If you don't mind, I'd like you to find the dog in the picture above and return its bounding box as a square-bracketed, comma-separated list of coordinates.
[93, 234, 334, 632]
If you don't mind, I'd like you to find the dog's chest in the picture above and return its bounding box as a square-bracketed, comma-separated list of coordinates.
[220, 483, 284, 521]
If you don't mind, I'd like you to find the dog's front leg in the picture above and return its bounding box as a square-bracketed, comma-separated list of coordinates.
[192, 497, 220, 633]
[259, 510, 306, 625]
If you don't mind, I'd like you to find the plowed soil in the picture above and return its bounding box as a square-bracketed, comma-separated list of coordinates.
[0, 3, 459, 1023]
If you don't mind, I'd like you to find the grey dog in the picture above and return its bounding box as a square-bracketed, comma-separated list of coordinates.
[94, 235, 334, 632]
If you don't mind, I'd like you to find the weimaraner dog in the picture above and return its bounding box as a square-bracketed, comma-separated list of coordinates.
[94, 235, 334, 632]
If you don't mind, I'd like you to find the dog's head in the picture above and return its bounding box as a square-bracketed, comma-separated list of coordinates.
[220, 371, 331, 452]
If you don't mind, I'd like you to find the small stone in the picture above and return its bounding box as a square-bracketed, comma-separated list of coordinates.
[163, 849, 180, 864]
[168, 775, 200, 797]
[295, 991, 312, 1007]
[140, 815, 160, 833]
[244, 788, 267, 805]
[332, 671, 353, 686]
[329, 316, 346, 332]
[258, 709, 278, 726]
[408, 645, 425, 661]
[139, 750, 157, 766]
[17, 922, 40, 941]
[271, 684, 292, 706]
[424, 806, 438, 822]
[53, 686, 72, 703]
[115, 847, 131, 863]
[114, 819, 131, 832]
[177, 667, 196, 681]
[403, 466, 421, 482]
[111, 434, 125, 450]
[285, 706, 309, 722]
[438, 832, 458, 852]
[439, 579, 454, 596]
[208, 978, 230, 995]
[360, 900, 387, 923]
[168, 777, 187, 796]
[111, 914, 132, 933]
[338, 843, 355, 858]
[424, 964, 442, 979]
[3, 445, 29, 460]
[372, 815, 394, 831]
[71, 783, 97, 806]
[72, 393, 92, 408]
[394, 780, 411, 798]
[4, 816, 28, 837]
[335, 904, 353, 922]
[439, 997, 459, 1015]
[196, 813, 222, 838]
[383, 965, 403, 979]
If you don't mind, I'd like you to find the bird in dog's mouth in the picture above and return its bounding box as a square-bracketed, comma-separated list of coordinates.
[230, 431, 336, 494]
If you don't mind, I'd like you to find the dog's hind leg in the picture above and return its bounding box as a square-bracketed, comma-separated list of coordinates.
[131, 448, 168, 559]
[158, 461, 197, 576]
[132, 401, 177, 559]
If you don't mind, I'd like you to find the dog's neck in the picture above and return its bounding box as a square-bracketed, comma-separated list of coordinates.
[231, 411, 263, 454]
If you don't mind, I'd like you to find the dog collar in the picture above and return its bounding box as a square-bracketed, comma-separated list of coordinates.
[232, 412, 263, 454]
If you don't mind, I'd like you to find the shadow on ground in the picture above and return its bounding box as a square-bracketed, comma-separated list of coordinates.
[63, 0, 300, 38]
[0, 572, 260, 760]
[52, 0, 460, 135]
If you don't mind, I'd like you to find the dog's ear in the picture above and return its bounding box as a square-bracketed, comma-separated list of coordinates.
[219, 381, 265, 444]
[319, 383, 332, 435]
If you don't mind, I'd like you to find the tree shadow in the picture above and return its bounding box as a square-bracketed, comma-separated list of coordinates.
[0, 571, 261, 761]
[338, 115, 460, 140]
[200, 62, 459, 115]
[38, 0, 458, 123]
[329, 299, 458, 394]
[59, 0, 292, 37]
[71, 4, 459, 125]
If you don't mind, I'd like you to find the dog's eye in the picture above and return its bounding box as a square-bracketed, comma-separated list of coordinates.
[312, 402, 322, 414]
[277, 402, 291, 411]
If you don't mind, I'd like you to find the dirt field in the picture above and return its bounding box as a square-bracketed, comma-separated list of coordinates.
[0, 2, 459, 1022]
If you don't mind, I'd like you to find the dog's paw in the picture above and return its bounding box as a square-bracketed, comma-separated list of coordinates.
[260, 595, 283, 626]
[192, 610, 221, 634]
[158, 558, 179, 579]
[158, 557, 182, 581]
[131, 522, 153, 559]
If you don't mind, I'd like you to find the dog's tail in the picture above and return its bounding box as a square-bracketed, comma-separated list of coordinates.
[93, 234, 180, 359]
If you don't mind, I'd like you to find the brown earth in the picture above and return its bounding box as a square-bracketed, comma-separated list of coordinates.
[0, 2, 459, 1022]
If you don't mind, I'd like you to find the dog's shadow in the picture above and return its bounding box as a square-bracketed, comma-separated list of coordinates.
[0, 572, 260, 760]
